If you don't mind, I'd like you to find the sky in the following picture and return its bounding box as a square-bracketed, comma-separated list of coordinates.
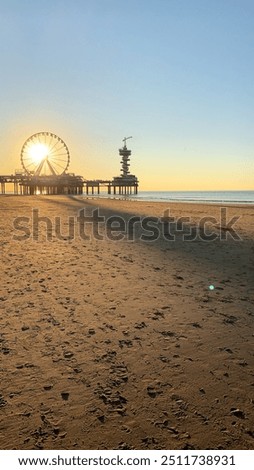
[0, 0, 253, 190]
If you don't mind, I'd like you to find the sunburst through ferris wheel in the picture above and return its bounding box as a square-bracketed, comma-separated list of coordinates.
[21, 132, 70, 176]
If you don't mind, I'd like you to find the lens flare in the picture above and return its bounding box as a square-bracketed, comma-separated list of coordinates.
[29, 143, 49, 163]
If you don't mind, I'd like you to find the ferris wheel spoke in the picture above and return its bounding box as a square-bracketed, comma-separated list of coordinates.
[23, 161, 37, 168]
[48, 139, 61, 154]
[47, 133, 54, 150]
[23, 156, 34, 161]
[24, 141, 37, 154]
[39, 161, 47, 175]
[54, 142, 66, 152]
[49, 144, 66, 155]
[46, 159, 57, 175]
[48, 161, 66, 172]
[47, 138, 58, 152]
[49, 160, 66, 170]
[50, 153, 69, 157]
[25, 135, 42, 153]
[30, 135, 38, 144]
[24, 141, 34, 151]
[34, 159, 45, 176]
[49, 156, 70, 162]
[49, 142, 65, 152]
[50, 156, 69, 162]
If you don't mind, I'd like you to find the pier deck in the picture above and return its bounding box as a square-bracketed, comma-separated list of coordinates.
[0, 174, 139, 196]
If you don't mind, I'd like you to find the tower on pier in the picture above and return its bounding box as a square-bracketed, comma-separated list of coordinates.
[112, 137, 139, 195]
[119, 136, 132, 177]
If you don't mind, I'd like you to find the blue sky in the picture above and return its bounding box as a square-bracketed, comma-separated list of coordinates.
[0, 0, 253, 189]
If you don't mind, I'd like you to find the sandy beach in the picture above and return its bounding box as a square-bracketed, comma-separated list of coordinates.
[0, 195, 254, 450]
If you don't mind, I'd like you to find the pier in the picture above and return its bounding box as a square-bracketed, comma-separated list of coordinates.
[0, 134, 139, 196]
[0, 174, 84, 195]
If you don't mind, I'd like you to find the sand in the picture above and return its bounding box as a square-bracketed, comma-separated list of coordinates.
[0, 195, 254, 450]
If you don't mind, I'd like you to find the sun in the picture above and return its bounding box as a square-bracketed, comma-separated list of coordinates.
[28, 143, 49, 163]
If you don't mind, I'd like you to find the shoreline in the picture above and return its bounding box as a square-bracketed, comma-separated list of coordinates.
[81, 196, 254, 208]
[1, 192, 254, 209]
[1, 192, 254, 208]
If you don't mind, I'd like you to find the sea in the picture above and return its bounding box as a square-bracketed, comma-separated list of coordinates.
[85, 190, 254, 205]
[3, 190, 254, 204]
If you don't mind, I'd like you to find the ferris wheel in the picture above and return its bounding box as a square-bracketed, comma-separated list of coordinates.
[21, 132, 70, 176]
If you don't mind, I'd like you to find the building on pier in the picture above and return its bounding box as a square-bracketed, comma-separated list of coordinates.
[0, 173, 84, 195]
[20, 174, 84, 195]
[111, 137, 138, 195]
[84, 139, 138, 195]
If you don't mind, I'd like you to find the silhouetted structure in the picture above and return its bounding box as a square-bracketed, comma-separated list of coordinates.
[85, 138, 138, 195]
[0, 135, 139, 195]
[111, 137, 138, 195]
[0, 173, 84, 195]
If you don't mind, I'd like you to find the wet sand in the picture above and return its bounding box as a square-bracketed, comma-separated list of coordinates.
[0, 195, 254, 450]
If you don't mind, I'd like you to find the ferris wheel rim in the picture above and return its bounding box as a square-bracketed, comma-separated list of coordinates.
[20, 131, 70, 176]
